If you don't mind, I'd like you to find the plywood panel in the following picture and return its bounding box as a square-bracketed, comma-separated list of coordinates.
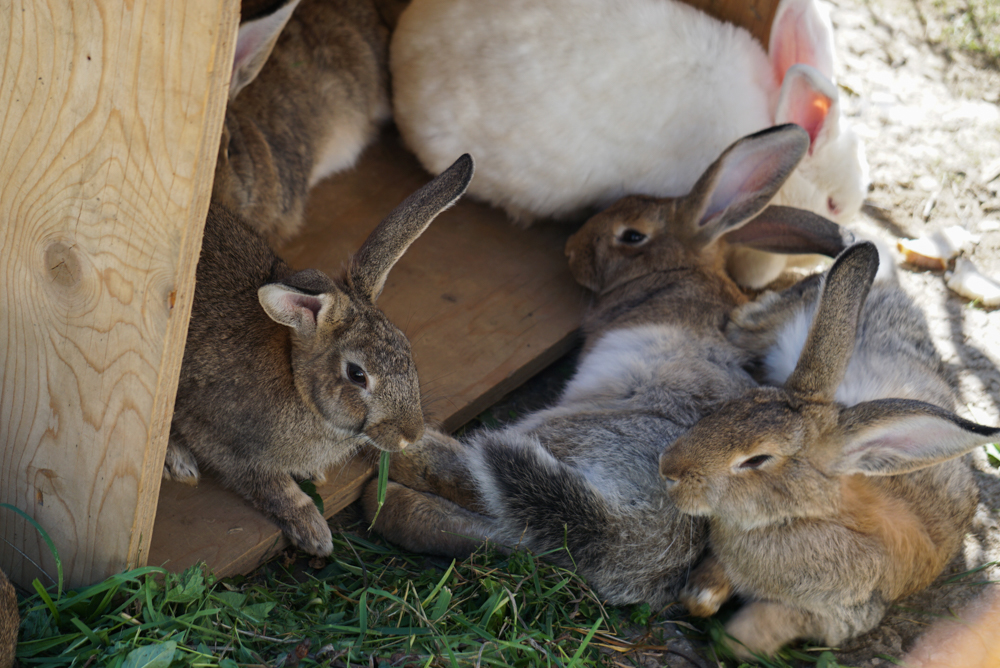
[0, 0, 240, 588]
[148, 132, 587, 574]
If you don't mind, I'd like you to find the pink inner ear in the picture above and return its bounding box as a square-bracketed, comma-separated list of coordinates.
[700, 151, 788, 226]
[777, 76, 832, 149]
[232, 23, 270, 77]
[283, 292, 323, 323]
[769, 0, 835, 81]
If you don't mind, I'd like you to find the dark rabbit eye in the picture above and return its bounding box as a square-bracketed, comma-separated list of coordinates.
[346, 363, 367, 388]
[739, 454, 772, 470]
[618, 228, 647, 245]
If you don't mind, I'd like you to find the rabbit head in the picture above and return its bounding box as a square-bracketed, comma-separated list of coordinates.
[257, 269, 425, 452]
[768, 0, 869, 224]
[565, 124, 854, 297]
[660, 242, 999, 529]
[256, 153, 476, 454]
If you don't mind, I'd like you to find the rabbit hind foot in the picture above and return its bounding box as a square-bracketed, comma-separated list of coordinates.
[163, 438, 201, 485]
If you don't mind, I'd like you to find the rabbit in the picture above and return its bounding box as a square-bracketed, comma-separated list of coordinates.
[390, 0, 870, 288]
[162, 154, 474, 556]
[0, 567, 15, 668]
[214, 0, 393, 245]
[658, 241, 1000, 659]
[363, 125, 856, 607]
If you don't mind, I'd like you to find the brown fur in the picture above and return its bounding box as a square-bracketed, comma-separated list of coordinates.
[660, 242, 998, 658]
[215, 0, 391, 244]
[165, 155, 473, 556]
[0, 568, 16, 668]
[365, 126, 858, 608]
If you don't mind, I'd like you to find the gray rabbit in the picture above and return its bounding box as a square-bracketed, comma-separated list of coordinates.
[364, 125, 855, 607]
[215, 0, 392, 244]
[660, 242, 1000, 658]
[163, 155, 474, 556]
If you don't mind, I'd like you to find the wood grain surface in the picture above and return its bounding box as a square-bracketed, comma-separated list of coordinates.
[0, 0, 240, 588]
[148, 132, 587, 575]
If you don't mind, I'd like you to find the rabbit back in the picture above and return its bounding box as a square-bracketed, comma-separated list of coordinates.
[216, 0, 391, 242]
[392, 0, 774, 222]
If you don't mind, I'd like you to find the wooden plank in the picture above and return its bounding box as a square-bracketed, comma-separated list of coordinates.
[680, 0, 781, 47]
[148, 131, 586, 575]
[0, 0, 240, 589]
[150, 459, 373, 577]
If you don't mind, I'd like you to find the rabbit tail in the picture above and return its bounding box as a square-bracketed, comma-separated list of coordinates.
[469, 431, 609, 563]
[468, 430, 704, 607]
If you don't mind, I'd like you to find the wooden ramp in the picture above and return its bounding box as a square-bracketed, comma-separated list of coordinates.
[148, 132, 587, 577]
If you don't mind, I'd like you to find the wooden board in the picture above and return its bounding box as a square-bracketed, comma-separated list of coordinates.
[0, 0, 239, 589]
[147, 131, 587, 577]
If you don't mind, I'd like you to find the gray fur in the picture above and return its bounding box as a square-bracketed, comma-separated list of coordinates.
[165, 155, 473, 556]
[366, 125, 855, 607]
[660, 242, 999, 658]
[214, 0, 393, 245]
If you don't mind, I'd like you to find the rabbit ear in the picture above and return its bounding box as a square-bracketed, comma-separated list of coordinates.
[768, 0, 835, 82]
[350, 154, 474, 302]
[682, 125, 809, 248]
[259, 269, 347, 339]
[835, 399, 1000, 476]
[775, 64, 840, 155]
[723, 205, 854, 257]
[230, 0, 303, 100]
[785, 242, 880, 401]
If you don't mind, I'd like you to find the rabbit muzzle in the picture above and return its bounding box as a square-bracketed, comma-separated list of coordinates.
[365, 416, 424, 453]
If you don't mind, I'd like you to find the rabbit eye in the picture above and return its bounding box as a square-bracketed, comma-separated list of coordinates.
[346, 363, 368, 388]
[618, 228, 647, 245]
[739, 454, 772, 470]
[827, 197, 840, 216]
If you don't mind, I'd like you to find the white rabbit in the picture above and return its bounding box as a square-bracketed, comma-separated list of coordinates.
[390, 0, 869, 288]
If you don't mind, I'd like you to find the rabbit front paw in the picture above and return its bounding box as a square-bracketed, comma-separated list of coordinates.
[680, 554, 732, 617]
[281, 502, 334, 556]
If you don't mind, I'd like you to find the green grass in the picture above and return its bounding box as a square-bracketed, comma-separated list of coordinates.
[14, 532, 623, 667]
[12, 521, 873, 668]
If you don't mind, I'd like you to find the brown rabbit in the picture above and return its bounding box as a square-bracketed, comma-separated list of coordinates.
[363, 125, 856, 607]
[163, 154, 473, 556]
[658, 242, 1000, 659]
[214, 0, 392, 244]
[0, 567, 16, 668]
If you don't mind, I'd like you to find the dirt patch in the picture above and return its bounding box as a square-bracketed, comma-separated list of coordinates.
[806, 0, 1000, 664]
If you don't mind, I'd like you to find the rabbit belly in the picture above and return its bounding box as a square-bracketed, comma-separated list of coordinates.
[392, 0, 775, 220]
[461, 325, 754, 606]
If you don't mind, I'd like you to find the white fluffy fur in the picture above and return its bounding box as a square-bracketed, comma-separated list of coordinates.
[391, 0, 870, 287]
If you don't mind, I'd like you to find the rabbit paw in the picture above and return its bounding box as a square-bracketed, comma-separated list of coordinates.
[282, 502, 334, 556]
[680, 581, 730, 618]
[163, 439, 200, 485]
[680, 554, 732, 617]
[723, 600, 816, 661]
